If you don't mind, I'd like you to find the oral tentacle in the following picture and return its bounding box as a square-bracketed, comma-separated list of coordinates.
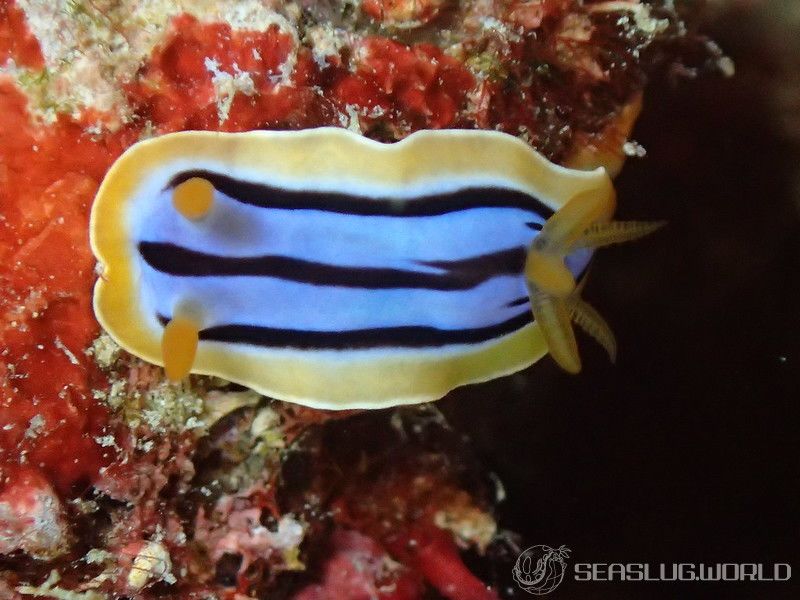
[524, 184, 617, 298]
[524, 250, 576, 298]
[539, 184, 616, 253]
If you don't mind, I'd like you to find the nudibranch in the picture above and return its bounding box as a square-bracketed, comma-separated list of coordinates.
[90, 128, 657, 409]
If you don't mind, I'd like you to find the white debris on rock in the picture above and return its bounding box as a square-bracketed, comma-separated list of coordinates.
[340, 104, 364, 133]
[250, 406, 280, 438]
[17, 570, 107, 600]
[93, 434, 118, 448]
[205, 58, 256, 124]
[217, 3, 299, 84]
[215, 511, 305, 560]
[54, 336, 81, 366]
[217, 0, 293, 32]
[623, 139, 647, 157]
[23, 414, 45, 439]
[718, 56, 735, 78]
[84, 548, 115, 565]
[433, 499, 497, 553]
[87, 332, 122, 370]
[92, 379, 126, 411]
[197, 496, 306, 574]
[588, 1, 670, 36]
[305, 23, 349, 70]
[139, 381, 206, 433]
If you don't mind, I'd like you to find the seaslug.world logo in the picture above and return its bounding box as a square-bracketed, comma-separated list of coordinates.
[573, 561, 792, 582]
[512, 544, 792, 595]
[512, 544, 571, 595]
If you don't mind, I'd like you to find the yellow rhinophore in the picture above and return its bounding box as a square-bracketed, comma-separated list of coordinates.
[172, 177, 215, 220]
[162, 315, 200, 381]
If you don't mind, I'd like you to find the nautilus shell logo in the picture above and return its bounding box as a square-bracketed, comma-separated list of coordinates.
[512, 544, 571, 595]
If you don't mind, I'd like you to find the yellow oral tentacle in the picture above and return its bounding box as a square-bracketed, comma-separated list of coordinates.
[525, 183, 615, 299]
[162, 315, 200, 381]
[172, 177, 215, 220]
[540, 180, 616, 253]
[524, 250, 576, 298]
[529, 283, 581, 374]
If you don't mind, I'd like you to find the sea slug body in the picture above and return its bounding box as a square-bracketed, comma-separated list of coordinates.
[91, 128, 650, 409]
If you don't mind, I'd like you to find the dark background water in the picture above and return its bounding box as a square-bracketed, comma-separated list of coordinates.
[439, 5, 800, 599]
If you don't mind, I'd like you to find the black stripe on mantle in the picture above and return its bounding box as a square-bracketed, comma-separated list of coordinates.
[166, 170, 554, 218]
[139, 242, 528, 291]
[157, 312, 533, 349]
